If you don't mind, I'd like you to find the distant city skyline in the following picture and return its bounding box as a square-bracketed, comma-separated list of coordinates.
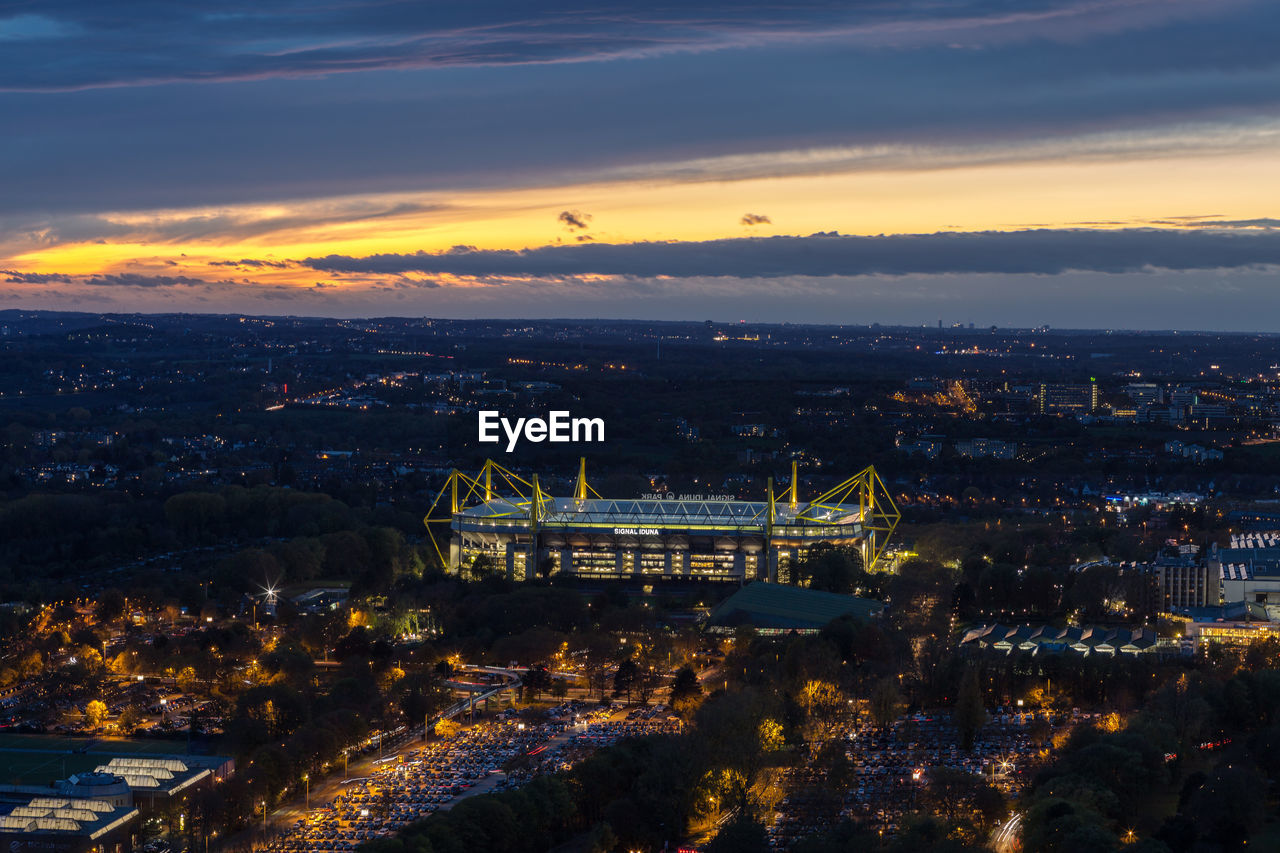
[4, 1, 1280, 327]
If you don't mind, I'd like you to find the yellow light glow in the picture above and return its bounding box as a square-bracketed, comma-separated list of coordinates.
[6, 138, 1280, 289]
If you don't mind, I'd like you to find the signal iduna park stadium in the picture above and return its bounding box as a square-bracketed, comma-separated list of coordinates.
[424, 460, 899, 582]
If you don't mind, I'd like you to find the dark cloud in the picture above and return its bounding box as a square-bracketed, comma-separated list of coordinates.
[740, 213, 771, 226]
[558, 210, 591, 230]
[302, 228, 1280, 279]
[83, 274, 215, 288]
[3, 270, 229, 288]
[1, 3, 1277, 216]
[2, 270, 73, 284]
[1174, 218, 1280, 229]
[0, 1, 1243, 92]
[208, 258, 293, 269]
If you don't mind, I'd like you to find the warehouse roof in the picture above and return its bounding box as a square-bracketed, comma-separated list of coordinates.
[0, 796, 136, 840]
[707, 582, 883, 633]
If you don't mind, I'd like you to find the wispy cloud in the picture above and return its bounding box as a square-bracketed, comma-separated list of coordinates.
[4, 269, 233, 288]
[0, 201, 452, 256]
[0, 1, 1249, 91]
[3, 3, 1278, 218]
[208, 258, 294, 269]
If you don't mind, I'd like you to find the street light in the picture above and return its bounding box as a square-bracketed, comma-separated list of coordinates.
[302, 773, 309, 809]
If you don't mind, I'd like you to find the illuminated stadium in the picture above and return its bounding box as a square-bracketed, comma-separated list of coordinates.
[424, 460, 899, 582]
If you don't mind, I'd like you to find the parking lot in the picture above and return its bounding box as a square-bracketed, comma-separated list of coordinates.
[264, 701, 683, 853]
[769, 710, 1050, 848]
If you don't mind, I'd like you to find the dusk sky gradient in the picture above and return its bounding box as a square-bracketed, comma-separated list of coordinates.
[4, 0, 1280, 327]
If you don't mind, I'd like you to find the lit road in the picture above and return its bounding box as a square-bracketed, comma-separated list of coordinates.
[990, 811, 1022, 853]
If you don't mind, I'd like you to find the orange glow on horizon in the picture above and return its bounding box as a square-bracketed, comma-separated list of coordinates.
[7, 139, 1280, 288]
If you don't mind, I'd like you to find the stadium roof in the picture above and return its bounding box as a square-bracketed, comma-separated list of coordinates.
[707, 582, 883, 633]
[427, 459, 901, 570]
[457, 497, 860, 526]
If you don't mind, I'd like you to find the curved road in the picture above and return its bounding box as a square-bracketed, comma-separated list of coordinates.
[990, 811, 1022, 853]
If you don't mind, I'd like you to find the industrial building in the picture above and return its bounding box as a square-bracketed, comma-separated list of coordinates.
[0, 794, 137, 853]
[1211, 532, 1280, 613]
[706, 582, 883, 634]
[424, 460, 899, 582]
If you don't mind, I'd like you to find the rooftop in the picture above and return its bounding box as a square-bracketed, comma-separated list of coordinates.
[457, 497, 861, 527]
[88, 758, 211, 795]
[1176, 601, 1271, 623]
[708, 581, 883, 632]
[0, 796, 136, 839]
[0, 737, 229, 791]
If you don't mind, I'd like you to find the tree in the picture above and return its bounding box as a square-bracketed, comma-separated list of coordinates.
[792, 543, 863, 593]
[468, 554, 499, 581]
[176, 666, 199, 692]
[580, 633, 619, 701]
[694, 689, 777, 814]
[75, 646, 104, 677]
[1021, 797, 1116, 853]
[613, 658, 638, 703]
[94, 588, 127, 624]
[954, 668, 987, 751]
[117, 705, 142, 734]
[235, 684, 309, 740]
[490, 626, 564, 668]
[870, 676, 905, 728]
[164, 492, 227, 540]
[85, 699, 108, 729]
[923, 766, 1004, 826]
[670, 666, 702, 714]
[705, 814, 770, 853]
[1145, 674, 1212, 761]
[18, 650, 43, 679]
[758, 718, 786, 752]
[587, 822, 617, 853]
[800, 680, 848, 747]
[633, 654, 664, 706]
[394, 673, 451, 723]
[1186, 765, 1266, 848]
[523, 665, 552, 701]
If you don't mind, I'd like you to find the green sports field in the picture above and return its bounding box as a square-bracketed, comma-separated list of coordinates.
[0, 733, 191, 786]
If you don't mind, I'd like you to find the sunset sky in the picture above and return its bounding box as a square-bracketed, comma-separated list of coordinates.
[4, 0, 1280, 327]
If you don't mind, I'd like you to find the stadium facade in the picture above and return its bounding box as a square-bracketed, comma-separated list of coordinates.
[424, 460, 899, 582]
